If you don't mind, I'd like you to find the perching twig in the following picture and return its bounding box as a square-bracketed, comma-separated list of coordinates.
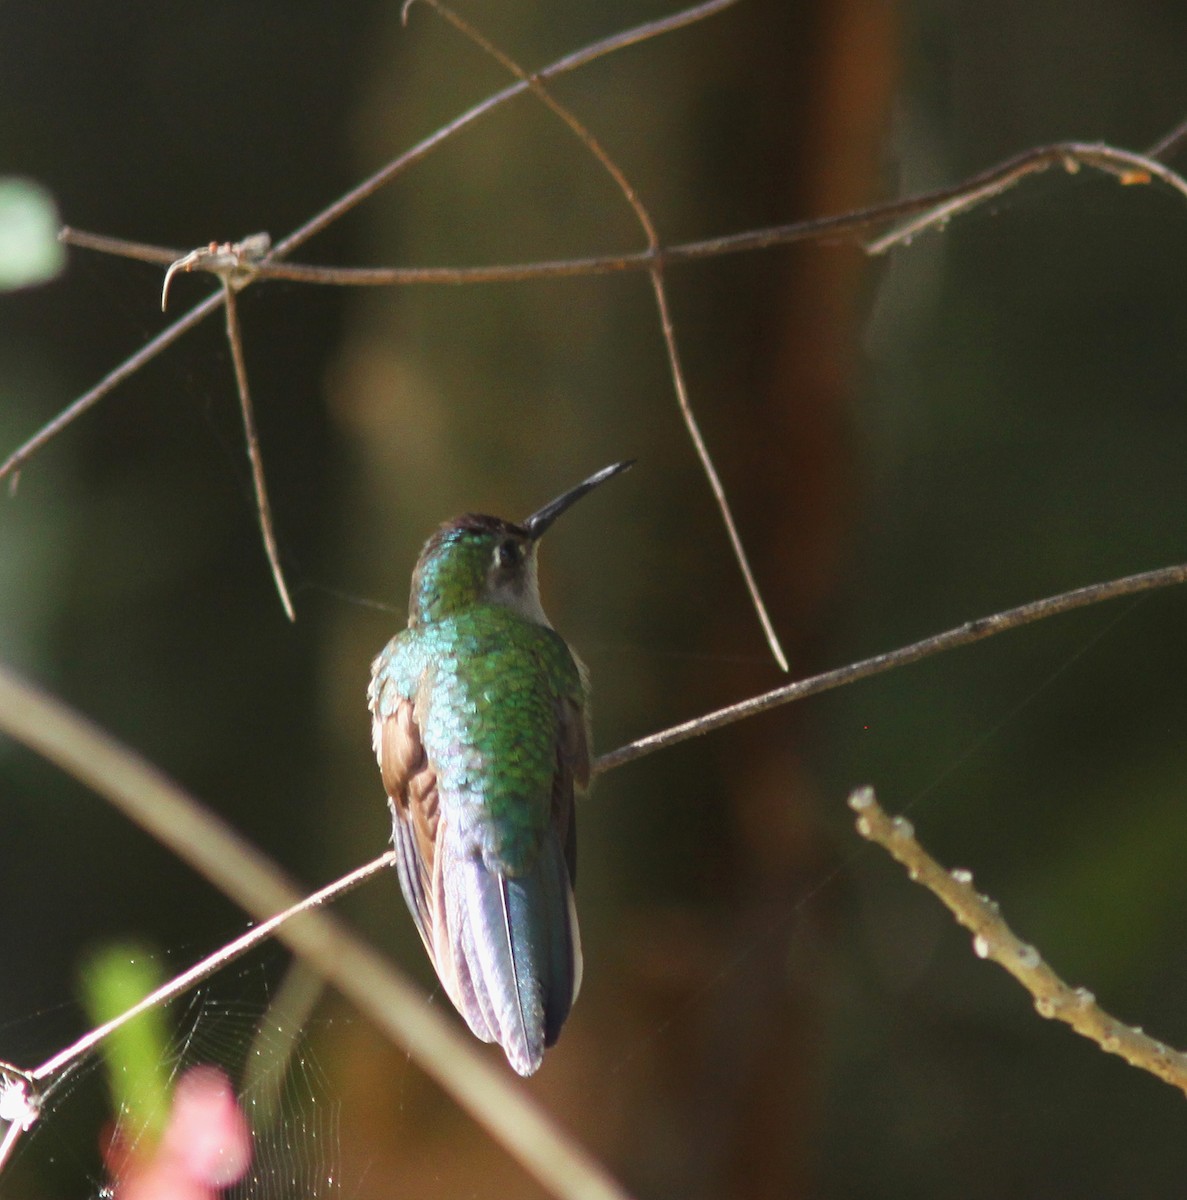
[29, 852, 394, 1084]
[405, 0, 789, 673]
[17, 554, 1187, 1123]
[593, 558, 1187, 774]
[848, 786, 1187, 1097]
[0, 664, 632, 1200]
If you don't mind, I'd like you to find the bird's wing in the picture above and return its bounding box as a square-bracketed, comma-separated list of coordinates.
[548, 693, 588, 1017]
[376, 695, 497, 1046]
[376, 697, 441, 954]
[554, 694, 588, 884]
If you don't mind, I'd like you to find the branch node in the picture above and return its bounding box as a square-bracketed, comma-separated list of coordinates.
[0, 1069, 40, 1131]
[1016, 943, 1041, 969]
[890, 814, 914, 840]
[162, 232, 271, 311]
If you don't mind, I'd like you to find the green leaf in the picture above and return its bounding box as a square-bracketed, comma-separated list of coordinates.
[79, 944, 172, 1145]
[0, 179, 64, 290]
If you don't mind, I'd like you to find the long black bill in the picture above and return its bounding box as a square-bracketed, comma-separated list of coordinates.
[522, 460, 634, 540]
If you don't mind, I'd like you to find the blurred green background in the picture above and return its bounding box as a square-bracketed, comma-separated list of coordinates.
[4, 1, 1187, 1196]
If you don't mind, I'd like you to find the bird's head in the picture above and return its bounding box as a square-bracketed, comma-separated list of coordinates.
[407, 460, 633, 626]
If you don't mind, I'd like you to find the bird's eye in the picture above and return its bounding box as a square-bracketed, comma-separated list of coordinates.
[495, 539, 521, 569]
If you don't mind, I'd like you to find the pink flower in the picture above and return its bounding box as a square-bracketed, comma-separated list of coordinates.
[107, 1067, 252, 1200]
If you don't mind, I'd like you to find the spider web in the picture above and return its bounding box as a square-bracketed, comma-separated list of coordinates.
[13, 958, 342, 1200]
[114, 962, 340, 1200]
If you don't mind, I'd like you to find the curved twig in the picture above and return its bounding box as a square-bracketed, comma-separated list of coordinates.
[405, 0, 788, 672]
[222, 280, 295, 620]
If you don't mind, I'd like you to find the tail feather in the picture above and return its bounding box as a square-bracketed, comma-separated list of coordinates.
[441, 833, 580, 1076]
[465, 858, 540, 1074]
[508, 834, 580, 1049]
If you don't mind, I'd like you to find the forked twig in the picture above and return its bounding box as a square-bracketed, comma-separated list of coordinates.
[6, 4, 1187, 1185]
[38, 128, 1187, 590]
[0, 0, 745, 604]
[270, 0, 743, 260]
[162, 234, 270, 311]
[404, 0, 789, 672]
[14, 40, 1187, 570]
[849, 787, 1187, 1096]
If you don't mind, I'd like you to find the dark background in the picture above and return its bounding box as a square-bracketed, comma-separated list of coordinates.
[3, 1, 1187, 1196]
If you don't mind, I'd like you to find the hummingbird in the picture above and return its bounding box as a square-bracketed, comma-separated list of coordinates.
[368, 461, 633, 1075]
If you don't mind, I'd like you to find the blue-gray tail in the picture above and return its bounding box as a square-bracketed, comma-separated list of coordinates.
[447, 832, 582, 1076]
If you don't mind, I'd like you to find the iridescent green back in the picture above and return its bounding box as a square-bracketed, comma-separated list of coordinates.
[371, 604, 584, 873]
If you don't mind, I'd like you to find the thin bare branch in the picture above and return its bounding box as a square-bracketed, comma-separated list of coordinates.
[849, 786, 1187, 1097]
[1146, 116, 1187, 161]
[0, 664, 632, 1200]
[0, 290, 224, 483]
[410, 0, 789, 673]
[0, 542, 1183, 1183]
[17, 552, 1177, 1101]
[30, 852, 394, 1083]
[868, 141, 1187, 254]
[59, 225, 182, 266]
[7, 0, 740, 486]
[594, 559, 1187, 775]
[272, 0, 742, 258]
[222, 281, 295, 621]
[61, 133, 1187, 293]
